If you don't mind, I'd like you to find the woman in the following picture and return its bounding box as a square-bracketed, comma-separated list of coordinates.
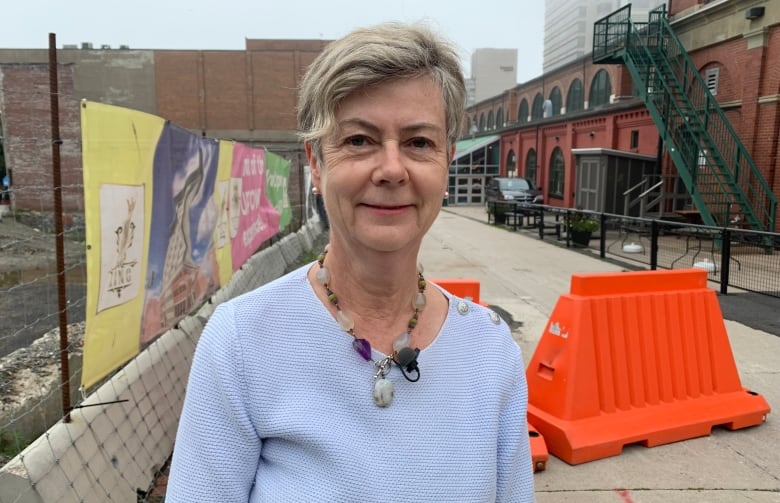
[167, 22, 534, 502]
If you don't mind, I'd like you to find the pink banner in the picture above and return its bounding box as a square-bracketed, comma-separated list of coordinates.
[230, 144, 281, 270]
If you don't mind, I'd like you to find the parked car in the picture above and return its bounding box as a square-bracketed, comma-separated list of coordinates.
[485, 177, 544, 223]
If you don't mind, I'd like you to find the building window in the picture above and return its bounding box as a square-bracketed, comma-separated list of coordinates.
[548, 147, 565, 198]
[589, 69, 612, 108]
[525, 149, 537, 184]
[630, 130, 639, 149]
[531, 93, 544, 120]
[705, 67, 719, 96]
[566, 79, 584, 113]
[496, 107, 504, 127]
[487, 110, 495, 129]
[549, 87, 562, 116]
[479, 113, 485, 131]
[518, 100, 529, 124]
[506, 149, 516, 177]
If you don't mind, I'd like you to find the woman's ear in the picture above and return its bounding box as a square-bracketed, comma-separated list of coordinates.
[305, 141, 322, 190]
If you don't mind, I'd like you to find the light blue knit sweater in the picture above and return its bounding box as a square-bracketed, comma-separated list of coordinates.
[167, 264, 534, 502]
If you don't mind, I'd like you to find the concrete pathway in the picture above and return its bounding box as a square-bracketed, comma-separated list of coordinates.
[418, 206, 780, 503]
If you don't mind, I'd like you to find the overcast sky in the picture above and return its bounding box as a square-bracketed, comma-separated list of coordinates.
[4, 0, 545, 83]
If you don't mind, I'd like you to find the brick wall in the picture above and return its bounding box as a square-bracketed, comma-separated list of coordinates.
[155, 42, 325, 134]
[0, 63, 82, 213]
[670, 0, 701, 16]
[469, 60, 629, 126]
[684, 28, 780, 216]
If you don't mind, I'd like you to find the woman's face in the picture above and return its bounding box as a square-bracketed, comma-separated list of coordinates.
[307, 76, 452, 255]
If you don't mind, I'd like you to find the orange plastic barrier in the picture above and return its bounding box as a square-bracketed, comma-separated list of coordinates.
[526, 268, 771, 465]
[429, 278, 488, 306]
[431, 278, 549, 472]
[528, 420, 549, 472]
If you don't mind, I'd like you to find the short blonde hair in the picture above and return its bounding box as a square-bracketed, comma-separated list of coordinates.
[297, 22, 466, 160]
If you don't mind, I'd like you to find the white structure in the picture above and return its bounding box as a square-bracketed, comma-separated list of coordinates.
[543, 0, 656, 73]
[469, 48, 518, 104]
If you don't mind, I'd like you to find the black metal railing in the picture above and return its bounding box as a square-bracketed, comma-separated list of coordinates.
[487, 203, 780, 298]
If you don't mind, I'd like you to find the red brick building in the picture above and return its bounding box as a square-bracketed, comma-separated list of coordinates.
[463, 0, 779, 231]
[0, 1, 777, 230]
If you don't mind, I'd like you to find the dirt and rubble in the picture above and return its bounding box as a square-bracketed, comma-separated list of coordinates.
[0, 212, 86, 356]
[0, 212, 87, 465]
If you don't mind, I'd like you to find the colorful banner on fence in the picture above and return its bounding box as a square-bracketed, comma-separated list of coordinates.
[229, 143, 281, 270]
[81, 101, 290, 388]
[265, 151, 292, 229]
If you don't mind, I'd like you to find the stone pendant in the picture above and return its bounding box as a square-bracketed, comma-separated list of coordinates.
[373, 378, 394, 407]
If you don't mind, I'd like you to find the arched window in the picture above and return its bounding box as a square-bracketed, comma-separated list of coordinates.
[566, 79, 584, 113]
[589, 69, 612, 108]
[506, 149, 516, 177]
[479, 113, 485, 131]
[525, 149, 537, 183]
[702, 65, 720, 97]
[549, 87, 562, 116]
[487, 110, 495, 129]
[531, 93, 544, 120]
[518, 100, 529, 124]
[496, 107, 504, 128]
[548, 147, 565, 198]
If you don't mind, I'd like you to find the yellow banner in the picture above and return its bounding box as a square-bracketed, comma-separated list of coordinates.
[80, 102, 289, 389]
[81, 101, 164, 388]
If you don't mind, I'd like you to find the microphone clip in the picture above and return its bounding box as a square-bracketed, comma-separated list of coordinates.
[394, 347, 420, 383]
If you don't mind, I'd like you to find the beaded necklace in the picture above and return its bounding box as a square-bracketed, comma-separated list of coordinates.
[316, 245, 426, 407]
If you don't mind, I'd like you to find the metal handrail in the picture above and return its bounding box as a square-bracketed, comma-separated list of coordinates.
[623, 178, 647, 197]
[623, 179, 647, 215]
[624, 178, 664, 218]
[637, 180, 664, 200]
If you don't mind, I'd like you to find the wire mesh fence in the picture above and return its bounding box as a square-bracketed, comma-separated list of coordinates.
[0, 174, 326, 501]
[1, 183, 87, 499]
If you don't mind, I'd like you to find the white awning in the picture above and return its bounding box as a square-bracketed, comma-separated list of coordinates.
[453, 135, 500, 161]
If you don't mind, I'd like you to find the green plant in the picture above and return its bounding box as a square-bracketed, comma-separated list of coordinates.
[485, 201, 509, 224]
[0, 430, 28, 463]
[569, 212, 599, 232]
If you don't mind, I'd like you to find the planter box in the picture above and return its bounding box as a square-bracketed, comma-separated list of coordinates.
[570, 230, 592, 247]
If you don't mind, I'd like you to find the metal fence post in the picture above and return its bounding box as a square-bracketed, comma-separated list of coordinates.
[720, 229, 731, 295]
[650, 220, 659, 270]
[599, 212, 607, 258]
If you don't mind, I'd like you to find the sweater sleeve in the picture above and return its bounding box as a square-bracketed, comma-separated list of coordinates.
[496, 347, 535, 502]
[166, 302, 261, 502]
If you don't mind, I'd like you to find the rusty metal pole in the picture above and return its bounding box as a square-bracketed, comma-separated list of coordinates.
[48, 33, 71, 422]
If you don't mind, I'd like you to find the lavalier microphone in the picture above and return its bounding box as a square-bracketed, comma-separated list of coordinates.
[395, 347, 420, 382]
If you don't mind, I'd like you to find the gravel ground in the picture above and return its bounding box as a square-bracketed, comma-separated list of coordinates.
[0, 213, 86, 357]
[0, 213, 86, 466]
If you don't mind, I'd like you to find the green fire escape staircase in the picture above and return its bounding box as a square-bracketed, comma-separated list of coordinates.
[593, 4, 777, 232]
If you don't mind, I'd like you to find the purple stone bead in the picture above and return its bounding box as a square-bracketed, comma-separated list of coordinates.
[353, 338, 372, 361]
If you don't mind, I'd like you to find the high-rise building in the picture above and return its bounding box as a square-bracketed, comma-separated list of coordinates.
[469, 48, 518, 104]
[543, 0, 655, 73]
